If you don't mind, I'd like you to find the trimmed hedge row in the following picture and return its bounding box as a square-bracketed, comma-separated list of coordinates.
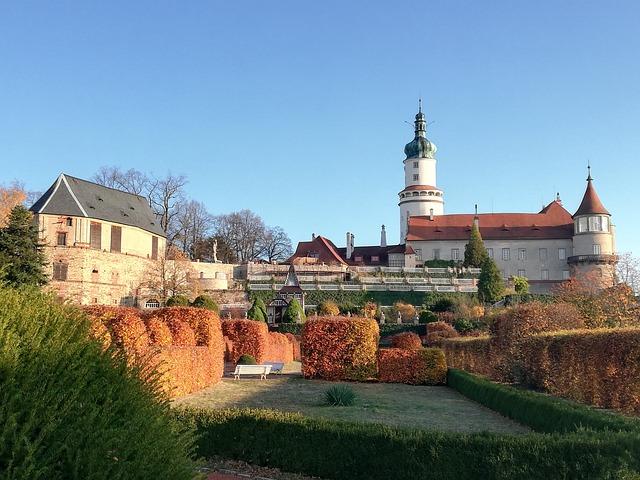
[222, 320, 297, 364]
[447, 369, 640, 434]
[173, 407, 640, 480]
[301, 316, 379, 381]
[378, 348, 447, 385]
[521, 328, 640, 415]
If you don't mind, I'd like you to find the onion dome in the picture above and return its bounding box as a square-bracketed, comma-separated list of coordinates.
[404, 100, 437, 159]
[573, 167, 610, 218]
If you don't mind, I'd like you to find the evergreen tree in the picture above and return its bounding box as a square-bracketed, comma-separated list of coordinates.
[463, 222, 488, 267]
[247, 298, 266, 322]
[283, 298, 305, 323]
[0, 205, 47, 287]
[477, 256, 504, 304]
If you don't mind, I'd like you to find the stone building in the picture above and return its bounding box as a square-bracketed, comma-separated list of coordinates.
[29, 173, 237, 306]
[287, 104, 617, 292]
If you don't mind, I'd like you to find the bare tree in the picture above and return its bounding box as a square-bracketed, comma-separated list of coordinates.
[92, 166, 151, 196]
[147, 173, 188, 244]
[175, 200, 214, 259]
[616, 252, 640, 294]
[0, 182, 26, 227]
[260, 226, 293, 263]
[143, 246, 199, 302]
[214, 210, 267, 262]
[193, 235, 237, 263]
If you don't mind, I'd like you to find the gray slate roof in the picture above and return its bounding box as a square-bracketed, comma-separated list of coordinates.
[30, 174, 165, 237]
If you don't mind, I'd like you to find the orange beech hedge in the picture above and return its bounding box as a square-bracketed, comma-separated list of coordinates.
[222, 320, 269, 363]
[378, 348, 447, 385]
[85, 306, 225, 397]
[265, 332, 294, 364]
[302, 316, 379, 381]
[151, 346, 218, 397]
[285, 333, 302, 361]
[391, 332, 423, 350]
[520, 328, 640, 414]
[425, 321, 459, 346]
[441, 337, 493, 377]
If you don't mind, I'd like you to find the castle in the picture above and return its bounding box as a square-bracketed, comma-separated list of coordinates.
[29, 105, 617, 306]
[288, 103, 617, 292]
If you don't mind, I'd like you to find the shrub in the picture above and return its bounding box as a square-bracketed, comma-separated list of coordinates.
[191, 294, 220, 313]
[441, 337, 493, 377]
[453, 318, 487, 335]
[324, 385, 357, 406]
[145, 317, 173, 347]
[419, 309, 438, 323]
[247, 298, 267, 321]
[222, 320, 269, 364]
[361, 301, 378, 319]
[318, 299, 340, 316]
[393, 301, 416, 322]
[237, 354, 257, 365]
[277, 323, 303, 335]
[0, 286, 195, 479]
[378, 348, 447, 385]
[512, 276, 529, 295]
[435, 311, 455, 324]
[425, 321, 459, 346]
[166, 294, 190, 307]
[283, 298, 305, 323]
[520, 328, 640, 414]
[390, 331, 423, 350]
[379, 324, 425, 337]
[174, 407, 640, 480]
[106, 308, 150, 359]
[284, 332, 301, 361]
[431, 298, 455, 312]
[302, 316, 379, 381]
[478, 256, 504, 303]
[265, 331, 294, 364]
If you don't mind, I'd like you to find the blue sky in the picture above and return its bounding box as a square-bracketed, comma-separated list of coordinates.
[1, 1, 639, 252]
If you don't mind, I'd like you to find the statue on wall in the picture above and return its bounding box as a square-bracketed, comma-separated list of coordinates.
[213, 239, 219, 263]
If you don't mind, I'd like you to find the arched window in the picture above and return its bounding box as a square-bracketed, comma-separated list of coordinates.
[145, 299, 160, 309]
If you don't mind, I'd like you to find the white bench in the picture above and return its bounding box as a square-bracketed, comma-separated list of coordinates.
[264, 362, 284, 374]
[233, 364, 272, 380]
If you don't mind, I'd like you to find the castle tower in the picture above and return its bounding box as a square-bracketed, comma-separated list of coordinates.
[568, 167, 617, 288]
[399, 100, 444, 242]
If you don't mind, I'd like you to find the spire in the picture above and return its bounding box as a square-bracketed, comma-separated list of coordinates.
[414, 99, 427, 138]
[573, 167, 610, 218]
[284, 264, 300, 287]
[404, 101, 436, 159]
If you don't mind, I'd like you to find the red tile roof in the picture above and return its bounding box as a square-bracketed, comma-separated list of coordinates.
[406, 201, 574, 241]
[286, 236, 347, 265]
[573, 178, 610, 217]
[399, 184, 441, 193]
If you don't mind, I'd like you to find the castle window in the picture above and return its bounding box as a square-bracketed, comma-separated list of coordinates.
[415, 249, 422, 261]
[151, 236, 159, 260]
[562, 270, 570, 280]
[518, 248, 527, 261]
[90, 222, 102, 250]
[451, 248, 459, 261]
[541, 269, 549, 280]
[52, 263, 68, 281]
[502, 248, 510, 261]
[588, 216, 601, 232]
[110, 226, 122, 253]
[602, 217, 609, 232]
[558, 248, 566, 260]
[487, 248, 494, 259]
[413, 174, 419, 181]
[578, 217, 587, 233]
[593, 244, 601, 255]
[413, 161, 419, 168]
[371, 255, 379, 262]
[433, 249, 440, 260]
[56, 232, 67, 246]
[539, 248, 547, 260]
[517, 269, 526, 277]
[354, 255, 363, 262]
[66, 217, 73, 227]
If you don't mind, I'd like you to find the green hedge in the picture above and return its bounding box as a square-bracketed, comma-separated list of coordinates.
[447, 369, 640, 434]
[276, 323, 303, 335]
[249, 289, 429, 307]
[173, 407, 640, 480]
[379, 324, 426, 337]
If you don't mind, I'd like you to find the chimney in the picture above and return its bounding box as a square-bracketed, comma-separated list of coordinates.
[346, 232, 352, 259]
[380, 224, 387, 247]
[473, 204, 479, 228]
[350, 233, 355, 252]
[429, 209, 434, 221]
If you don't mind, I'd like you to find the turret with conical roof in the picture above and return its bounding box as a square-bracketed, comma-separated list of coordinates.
[568, 167, 617, 288]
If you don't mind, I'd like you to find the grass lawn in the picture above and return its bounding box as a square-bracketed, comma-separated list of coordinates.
[173, 364, 529, 435]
